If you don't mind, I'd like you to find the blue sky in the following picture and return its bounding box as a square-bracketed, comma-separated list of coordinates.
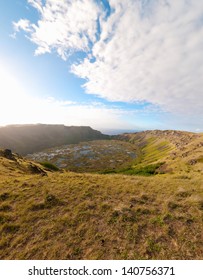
[0, 0, 202, 133]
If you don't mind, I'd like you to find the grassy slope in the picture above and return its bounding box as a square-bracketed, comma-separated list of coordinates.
[0, 171, 202, 260]
[0, 130, 202, 260]
[117, 130, 203, 175]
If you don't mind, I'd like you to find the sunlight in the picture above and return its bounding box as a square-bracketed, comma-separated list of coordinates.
[0, 63, 29, 125]
[0, 63, 126, 129]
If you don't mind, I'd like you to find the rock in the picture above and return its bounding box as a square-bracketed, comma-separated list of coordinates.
[0, 149, 16, 161]
[29, 164, 47, 176]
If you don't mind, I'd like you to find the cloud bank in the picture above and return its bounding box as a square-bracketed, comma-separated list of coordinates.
[14, 0, 203, 118]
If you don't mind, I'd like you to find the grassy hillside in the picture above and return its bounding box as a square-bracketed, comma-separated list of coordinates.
[28, 130, 203, 177]
[116, 130, 203, 175]
[0, 168, 202, 260]
[0, 130, 202, 260]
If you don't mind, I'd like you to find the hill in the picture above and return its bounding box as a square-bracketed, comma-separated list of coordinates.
[27, 130, 203, 176]
[0, 149, 48, 178]
[0, 130, 202, 260]
[115, 130, 203, 175]
[0, 124, 109, 155]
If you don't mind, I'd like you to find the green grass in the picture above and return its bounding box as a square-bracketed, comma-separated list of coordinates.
[139, 140, 172, 164]
[102, 162, 165, 176]
[40, 162, 59, 171]
[121, 162, 165, 176]
[100, 136, 173, 176]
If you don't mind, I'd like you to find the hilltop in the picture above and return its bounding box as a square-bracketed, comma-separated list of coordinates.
[0, 129, 202, 260]
[0, 124, 109, 155]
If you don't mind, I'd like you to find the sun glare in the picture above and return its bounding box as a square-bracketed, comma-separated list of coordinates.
[0, 63, 29, 125]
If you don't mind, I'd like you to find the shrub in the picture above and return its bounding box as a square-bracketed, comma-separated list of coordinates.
[121, 162, 165, 176]
[101, 162, 165, 176]
[40, 162, 59, 171]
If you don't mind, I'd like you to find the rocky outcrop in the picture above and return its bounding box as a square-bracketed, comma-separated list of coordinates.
[29, 164, 47, 176]
[0, 149, 16, 161]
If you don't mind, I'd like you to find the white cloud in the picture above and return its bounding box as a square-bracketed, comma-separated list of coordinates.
[0, 97, 131, 131]
[0, 61, 131, 130]
[27, 0, 44, 14]
[13, 19, 32, 32]
[14, 0, 203, 119]
[15, 0, 101, 59]
[72, 0, 203, 115]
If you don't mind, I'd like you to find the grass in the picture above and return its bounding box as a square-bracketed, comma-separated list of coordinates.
[197, 156, 203, 163]
[0, 130, 202, 260]
[121, 162, 165, 176]
[102, 162, 165, 176]
[99, 136, 172, 176]
[40, 162, 59, 171]
[0, 170, 202, 260]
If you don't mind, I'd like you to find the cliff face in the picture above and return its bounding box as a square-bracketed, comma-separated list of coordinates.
[0, 124, 109, 155]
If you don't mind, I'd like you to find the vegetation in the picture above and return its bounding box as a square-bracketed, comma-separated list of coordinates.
[102, 162, 165, 176]
[0, 129, 202, 260]
[40, 162, 59, 171]
[0, 170, 202, 259]
[27, 140, 137, 173]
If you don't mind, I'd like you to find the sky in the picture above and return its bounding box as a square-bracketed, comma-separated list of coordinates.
[0, 0, 203, 133]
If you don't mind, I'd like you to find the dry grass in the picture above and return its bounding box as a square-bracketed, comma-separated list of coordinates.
[0, 170, 202, 260]
[0, 130, 202, 260]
